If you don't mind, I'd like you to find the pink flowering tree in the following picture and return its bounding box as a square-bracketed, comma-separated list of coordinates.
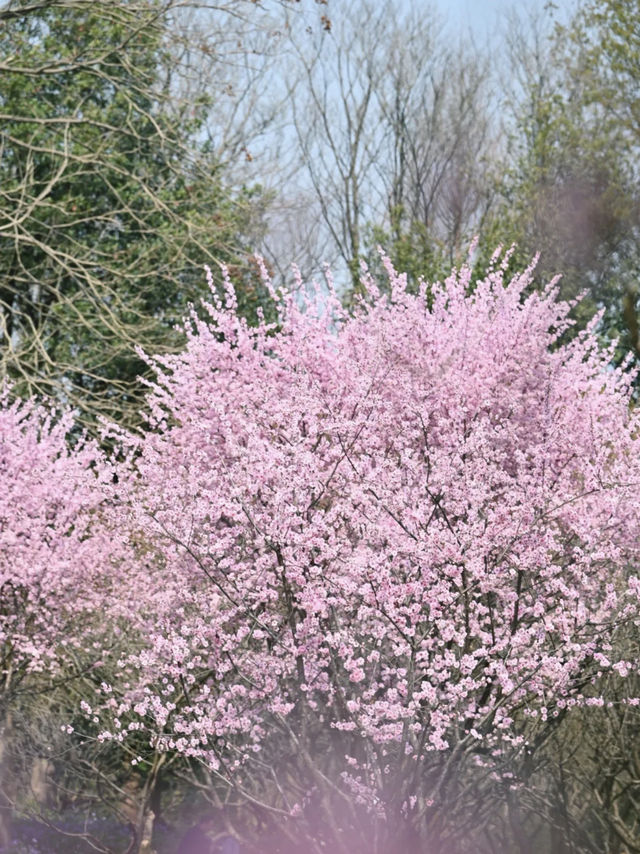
[0, 393, 122, 690]
[101, 254, 640, 852]
[0, 392, 128, 846]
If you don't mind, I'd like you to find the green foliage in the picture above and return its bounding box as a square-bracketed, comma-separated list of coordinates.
[0, 0, 271, 428]
[361, 207, 456, 298]
[487, 0, 640, 362]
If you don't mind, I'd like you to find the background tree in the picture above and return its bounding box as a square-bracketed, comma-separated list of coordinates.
[485, 0, 640, 361]
[281, 0, 499, 293]
[0, 0, 272, 430]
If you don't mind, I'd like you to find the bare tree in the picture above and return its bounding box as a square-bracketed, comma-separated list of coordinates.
[279, 0, 500, 290]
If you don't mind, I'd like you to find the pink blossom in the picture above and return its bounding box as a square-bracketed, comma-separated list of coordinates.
[94, 253, 640, 818]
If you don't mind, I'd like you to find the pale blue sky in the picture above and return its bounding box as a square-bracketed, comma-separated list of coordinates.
[433, 0, 578, 38]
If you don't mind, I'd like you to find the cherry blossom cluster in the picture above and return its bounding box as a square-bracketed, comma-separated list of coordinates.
[5, 250, 640, 831]
[0, 394, 121, 683]
[99, 252, 640, 807]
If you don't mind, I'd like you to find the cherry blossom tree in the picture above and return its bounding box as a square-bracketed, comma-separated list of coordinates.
[98, 253, 640, 853]
[0, 394, 123, 691]
[0, 392, 127, 845]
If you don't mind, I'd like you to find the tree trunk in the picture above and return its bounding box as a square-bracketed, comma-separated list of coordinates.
[29, 757, 54, 808]
[0, 712, 15, 849]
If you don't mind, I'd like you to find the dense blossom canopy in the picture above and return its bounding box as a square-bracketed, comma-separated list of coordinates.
[7, 253, 640, 846]
[0, 397, 118, 679]
[93, 254, 640, 823]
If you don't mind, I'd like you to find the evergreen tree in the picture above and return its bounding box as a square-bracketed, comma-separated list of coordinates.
[0, 0, 270, 427]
